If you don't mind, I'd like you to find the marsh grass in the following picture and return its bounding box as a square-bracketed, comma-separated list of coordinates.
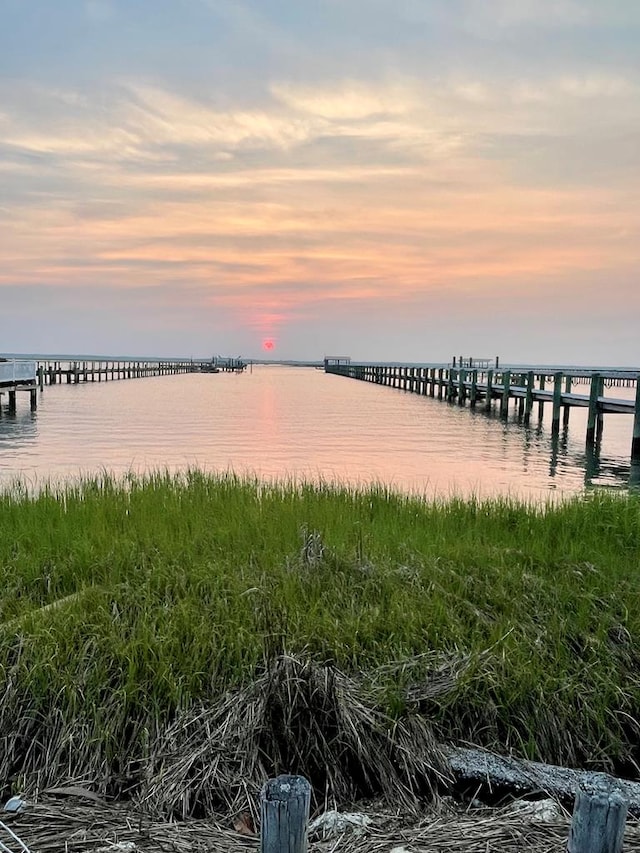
[0, 471, 639, 811]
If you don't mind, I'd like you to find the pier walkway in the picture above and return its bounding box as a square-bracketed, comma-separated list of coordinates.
[324, 360, 640, 464]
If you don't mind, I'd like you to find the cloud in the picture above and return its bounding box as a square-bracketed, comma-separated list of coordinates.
[1, 2, 639, 361]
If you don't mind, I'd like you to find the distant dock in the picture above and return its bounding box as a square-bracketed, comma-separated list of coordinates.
[324, 358, 640, 465]
[0, 354, 248, 412]
[37, 358, 195, 385]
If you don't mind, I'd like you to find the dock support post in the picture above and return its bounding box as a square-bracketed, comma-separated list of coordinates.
[551, 372, 563, 433]
[8, 391, 16, 412]
[485, 369, 494, 412]
[538, 374, 545, 421]
[447, 369, 455, 402]
[470, 369, 478, 407]
[524, 371, 534, 425]
[632, 377, 640, 463]
[30, 388, 37, 411]
[500, 371, 510, 418]
[596, 376, 605, 443]
[260, 775, 311, 853]
[38, 366, 44, 391]
[458, 368, 466, 404]
[587, 373, 601, 447]
[563, 375, 572, 427]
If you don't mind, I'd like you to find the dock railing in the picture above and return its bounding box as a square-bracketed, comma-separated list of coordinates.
[0, 360, 37, 385]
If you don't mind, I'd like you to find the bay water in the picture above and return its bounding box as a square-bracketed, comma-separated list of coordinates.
[0, 365, 636, 498]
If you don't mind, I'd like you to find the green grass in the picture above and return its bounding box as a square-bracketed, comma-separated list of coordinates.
[1, 471, 639, 796]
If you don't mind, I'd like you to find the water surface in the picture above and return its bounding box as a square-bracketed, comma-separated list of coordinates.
[0, 366, 637, 498]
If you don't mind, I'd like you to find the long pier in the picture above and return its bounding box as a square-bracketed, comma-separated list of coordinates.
[0, 354, 247, 413]
[324, 360, 640, 464]
[36, 358, 195, 385]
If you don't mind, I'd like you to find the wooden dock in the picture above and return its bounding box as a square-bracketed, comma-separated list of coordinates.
[36, 358, 195, 385]
[0, 354, 247, 412]
[0, 359, 38, 412]
[324, 360, 640, 464]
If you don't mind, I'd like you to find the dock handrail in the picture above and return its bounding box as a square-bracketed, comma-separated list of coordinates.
[0, 360, 37, 385]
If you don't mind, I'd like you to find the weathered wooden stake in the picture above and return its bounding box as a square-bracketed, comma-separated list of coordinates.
[260, 775, 311, 853]
[567, 773, 628, 853]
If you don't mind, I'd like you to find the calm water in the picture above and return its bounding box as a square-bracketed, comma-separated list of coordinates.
[0, 366, 637, 499]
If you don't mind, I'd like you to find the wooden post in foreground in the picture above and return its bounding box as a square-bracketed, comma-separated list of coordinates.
[567, 773, 628, 853]
[261, 775, 311, 853]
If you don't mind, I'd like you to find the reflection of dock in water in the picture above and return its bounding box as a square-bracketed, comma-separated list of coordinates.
[0, 405, 38, 451]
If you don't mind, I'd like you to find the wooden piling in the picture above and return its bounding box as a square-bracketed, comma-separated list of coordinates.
[524, 371, 534, 425]
[458, 368, 466, 404]
[500, 371, 510, 418]
[587, 373, 601, 447]
[567, 773, 627, 853]
[596, 376, 605, 443]
[485, 369, 494, 412]
[551, 372, 563, 433]
[470, 369, 478, 407]
[563, 375, 572, 427]
[260, 775, 311, 853]
[538, 374, 545, 420]
[447, 369, 455, 402]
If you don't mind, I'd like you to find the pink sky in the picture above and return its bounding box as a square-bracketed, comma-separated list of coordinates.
[1, 1, 639, 364]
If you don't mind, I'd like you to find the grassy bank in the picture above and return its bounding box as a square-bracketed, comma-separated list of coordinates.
[1, 472, 639, 810]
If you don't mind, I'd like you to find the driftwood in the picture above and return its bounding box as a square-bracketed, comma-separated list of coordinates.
[447, 746, 640, 816]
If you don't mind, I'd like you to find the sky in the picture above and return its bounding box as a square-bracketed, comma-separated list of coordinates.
[1, 0, 639, 364]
